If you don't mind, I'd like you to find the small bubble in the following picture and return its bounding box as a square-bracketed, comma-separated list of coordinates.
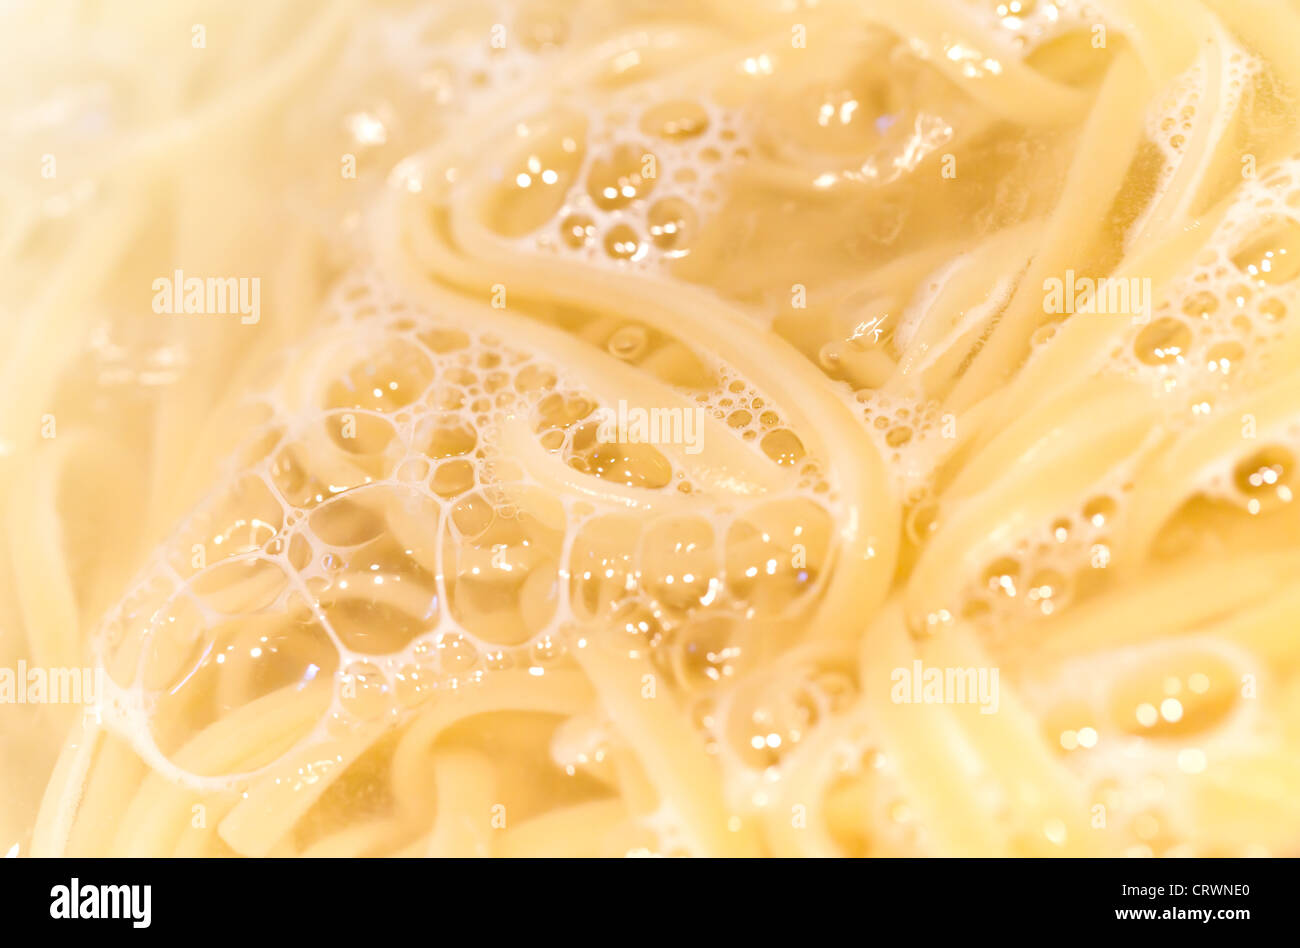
[1134, 318, 1192, 366]
[1083, 495, 1117, 528]
[1232, 445, 1294, 510]
[1180, 290, 1219, 319]
[1259, 297, 1287, 322]
[560, 213, 595, 249]
[759, 429, 806, 466]
[608, 325, 650, 361]
[587, 144, 657, 210]
[647, 197, 696, 253]
[982, 557, 1020, 598]
[1231, 217, 1300, 287]
[639, 100, 711, 140]
[603, 224, 644, 261]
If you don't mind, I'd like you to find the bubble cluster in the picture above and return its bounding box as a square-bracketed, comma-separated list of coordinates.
[958, 476, 1133, 636]
[1024, 638, 1261, 856]
[944, 156, 1300, 646]
[853, 389, 950, 502]
[497, 95, 750, 271]
[962, 0, 1096, 52]
[1140, 48, 1260, 206]
[1111, 158, 1300, 406]
[91, 270, 839, 793]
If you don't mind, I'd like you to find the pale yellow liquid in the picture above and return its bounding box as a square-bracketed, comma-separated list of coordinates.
[4, 0, 1300, 857]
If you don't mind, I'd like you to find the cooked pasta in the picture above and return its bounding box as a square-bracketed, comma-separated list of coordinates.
[3, 0, 1300, 857]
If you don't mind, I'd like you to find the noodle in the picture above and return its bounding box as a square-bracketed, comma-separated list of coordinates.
[4, 0, 1300, 858]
